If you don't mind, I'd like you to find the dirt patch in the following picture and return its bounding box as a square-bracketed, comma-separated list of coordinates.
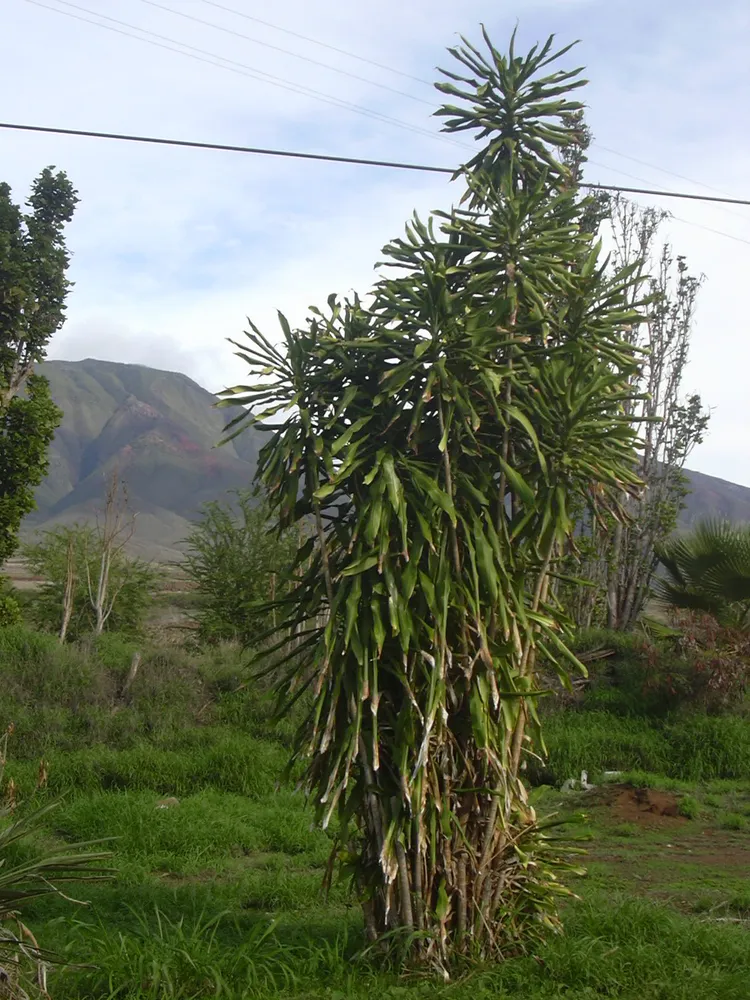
[605, 785, 686, 826]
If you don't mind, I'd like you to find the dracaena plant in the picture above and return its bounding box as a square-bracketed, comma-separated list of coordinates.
[219, 28, 647, 971]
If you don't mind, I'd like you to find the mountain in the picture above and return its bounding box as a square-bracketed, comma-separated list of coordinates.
[680, 468, 750, 525]
[25, 358, 264, 562]
[16, 358, 750, 562]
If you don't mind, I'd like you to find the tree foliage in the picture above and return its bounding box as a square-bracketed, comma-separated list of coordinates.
[655, 520, 750, 630]
[562, 198, 709, 631]
[22, 524, 156, 641]
[183, 491, 297, 645]
[219, 29, 647, 968]
[0, 168, 77, 564]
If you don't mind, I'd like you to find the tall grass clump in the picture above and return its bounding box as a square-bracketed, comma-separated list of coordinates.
[0, 626, 278, 757]
[3, 732, 286, 800]
[536, 710, 750, 784]
[535, 712, 670, 783]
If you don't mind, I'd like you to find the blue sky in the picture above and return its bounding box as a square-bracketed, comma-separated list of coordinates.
[2, 0, 749, 484]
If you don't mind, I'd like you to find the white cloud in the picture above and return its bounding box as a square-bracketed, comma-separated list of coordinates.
[3, 0, 749, 485]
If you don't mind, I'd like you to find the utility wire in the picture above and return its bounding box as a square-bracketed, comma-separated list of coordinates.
[135, 0, 434, 107]
[199, 0, 433, 86]
[669, 215, 750, 247]
[4, 123, 748, 247]
[0, 121, 456, 174]
[3, 121, 750, 211]
[588, 149, 750, 225]
[199, 0, 743, 210]
[594, 143, 735, 199]
[26, 0, 466, 150]
[30, 0, 746, 217]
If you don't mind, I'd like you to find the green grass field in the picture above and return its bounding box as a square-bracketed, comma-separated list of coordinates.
[1, 626, 749, 999]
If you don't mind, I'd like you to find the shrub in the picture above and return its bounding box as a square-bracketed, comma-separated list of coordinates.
[566, 626, 748, 716]
[0, 574, 22, 627]
[663, 715, 750, 781]
[22, 524, 158, 640]
[678, 794, 700, 819]
[183, 492, 296, 646]
[533, 711, 670, 783]
[0, 592, 21, 627]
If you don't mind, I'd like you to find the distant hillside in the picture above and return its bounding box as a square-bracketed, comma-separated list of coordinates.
[681, 468, 750, 525]
[24, 359, 264, 562]
[13, 358, 750, 562]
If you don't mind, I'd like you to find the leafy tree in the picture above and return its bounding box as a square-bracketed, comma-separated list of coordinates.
[22, 523, 156, 641]
[655, 520, 750, 629]
[562, 198, 709, 630]
[0, 168, 78, 564]
[219, 31, 647, 967]
[183, 491, 296, 645]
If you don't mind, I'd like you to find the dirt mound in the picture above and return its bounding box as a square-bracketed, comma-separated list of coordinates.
[607, 785, 685, 826]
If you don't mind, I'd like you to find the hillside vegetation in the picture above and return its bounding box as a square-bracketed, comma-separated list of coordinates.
[10, 359, 749, 563]
[25, 359, 266, 561]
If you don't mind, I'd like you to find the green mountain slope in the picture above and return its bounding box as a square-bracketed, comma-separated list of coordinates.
[17, 358, 750, 562]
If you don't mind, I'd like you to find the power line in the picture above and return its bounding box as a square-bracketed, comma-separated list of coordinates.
[594, 143, 735, 199]
[135, 0, 434, 107]
[27, 0, 747, 223]
[3, 121, 750, 210]
[0, 121, 456, 173]
[201, 0, 743, 211]
[669, 215, 750, 247]
[199, 0, 433, 86]
[582, 182, 750, 209]
[588, 150, 750, 225]
[26, 0, 465, 151]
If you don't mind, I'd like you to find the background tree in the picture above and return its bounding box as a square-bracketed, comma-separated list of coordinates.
[183, 491, 296, 646]
[22, 521, 156, 642]
[85, 471, 140, 636]
[0, 168, 77, 564]
[563, 197, 709, 630]
[220, 31, 647, 968]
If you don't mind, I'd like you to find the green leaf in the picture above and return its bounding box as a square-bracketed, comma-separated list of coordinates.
[340, 554, 379, 577]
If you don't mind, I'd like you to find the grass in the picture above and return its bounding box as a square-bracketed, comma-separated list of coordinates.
[536, 710, 750, 784]
[2, 624, 749, 998]
[678, 794, 701, 819]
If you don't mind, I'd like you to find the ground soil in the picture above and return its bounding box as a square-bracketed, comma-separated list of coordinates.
[604, 784, 685, 826]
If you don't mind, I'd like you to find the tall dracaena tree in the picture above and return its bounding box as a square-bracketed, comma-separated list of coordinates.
[219, 29, 647, 970]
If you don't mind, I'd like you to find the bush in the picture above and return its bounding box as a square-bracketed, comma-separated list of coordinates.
[0, 574, 22, 626]
[22, 524, 158, 640]
[0, 592, 21, 627]
[567, 627, 748, 716]
[4, 732, 286, 800]
[183, 492, 296, 646]
[0, 626, 286, 759]
[532, 711, 670, 783]
[663, 715, 750, 781]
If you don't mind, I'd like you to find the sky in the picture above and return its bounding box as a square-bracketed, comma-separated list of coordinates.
[1, 0, 749, 484]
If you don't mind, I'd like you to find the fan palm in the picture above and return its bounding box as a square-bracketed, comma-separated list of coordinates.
[654, 519, 750, 629]
[220, 28, 646, 969]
